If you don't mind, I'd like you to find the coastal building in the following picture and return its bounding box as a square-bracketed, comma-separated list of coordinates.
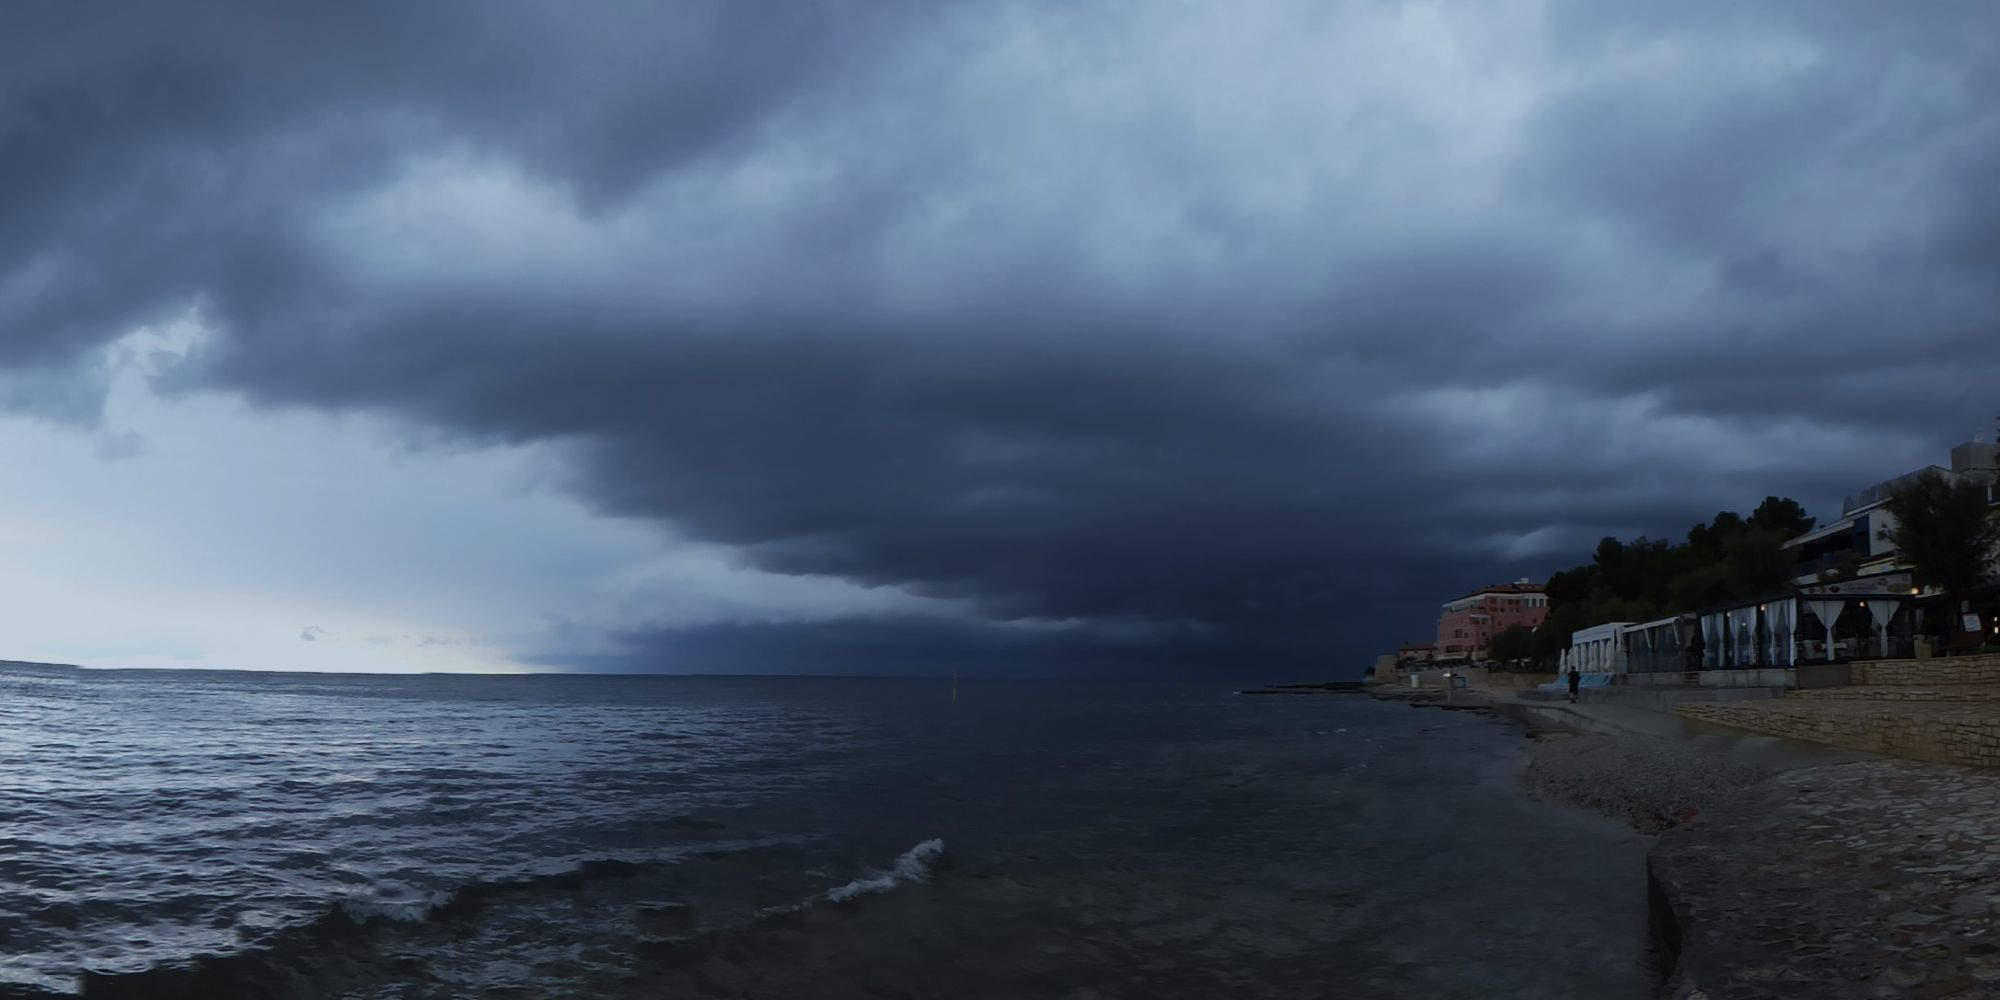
[1397, 642, 1436, 665]
[1435, 580, 1546, 661]
[1690, 578, 1924, 671]
[1621, 615, 1694, 674]
[1371, 653, 1399, 680]
[1562, 622, 1633, 674]
[1422, 424, 2000, 686]
[1769, 426, 2000, 661]
[1785, 431, 2000, 586]
[1695, 597, 1798, 670]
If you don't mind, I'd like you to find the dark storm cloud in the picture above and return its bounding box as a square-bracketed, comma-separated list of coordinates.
[5, 1, 2000, 673]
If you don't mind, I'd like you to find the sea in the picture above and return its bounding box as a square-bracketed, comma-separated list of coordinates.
[0, 664, 1660, 999]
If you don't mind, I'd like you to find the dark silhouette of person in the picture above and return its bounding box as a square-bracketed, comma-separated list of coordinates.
[1567, 668, 1581, 704]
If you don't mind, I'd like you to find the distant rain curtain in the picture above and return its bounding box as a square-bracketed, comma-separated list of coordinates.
[1868, 599, 1902, 658]
[1807, 600, 1846, 659]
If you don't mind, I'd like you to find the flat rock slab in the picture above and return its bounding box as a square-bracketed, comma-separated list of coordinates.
[1653, 760, 2000, 999]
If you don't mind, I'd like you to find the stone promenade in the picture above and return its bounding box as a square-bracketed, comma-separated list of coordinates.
[1678, 695, 2000, 769]
[1676, 655, 2000, 769]
[1654, 759, 2000, 999]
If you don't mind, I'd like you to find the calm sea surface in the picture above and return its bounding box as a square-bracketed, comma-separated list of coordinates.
[0, 666, 1657, 998]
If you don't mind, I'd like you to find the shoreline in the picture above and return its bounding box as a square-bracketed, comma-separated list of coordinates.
[1499, 711, 1773, 997]
[1367, 683, 1721, 992]
[1434, 686, 2000, 998]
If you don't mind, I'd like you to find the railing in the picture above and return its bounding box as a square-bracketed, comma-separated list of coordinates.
[1789, 552, 1848, 581]
[1793, 636, 1917, 662]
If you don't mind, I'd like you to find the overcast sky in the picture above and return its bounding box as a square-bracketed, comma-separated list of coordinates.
[3, 1, 1998, 676]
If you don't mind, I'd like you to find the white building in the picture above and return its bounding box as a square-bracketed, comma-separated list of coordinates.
[1784, 432, 2000, 586]
[1562, 622, 1634, 674]
[1622, 615, 1694, 674]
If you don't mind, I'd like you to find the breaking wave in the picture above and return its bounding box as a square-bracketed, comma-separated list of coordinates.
[825, 838, 945, 902]
[66, 854, 700, 999]
[58, 837, 947, 999]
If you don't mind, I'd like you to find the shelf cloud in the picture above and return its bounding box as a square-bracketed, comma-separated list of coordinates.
[4, 1, 1999, 673]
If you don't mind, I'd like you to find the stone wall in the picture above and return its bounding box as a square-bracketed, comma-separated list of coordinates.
[1851, 654, 2000, 686]
[1583, 687, 1780, 710]
[1792, 686, 2000, 702]
[1794, 663, 1853, 689]
[1624, 665, 1852, 689]
[1403, 666, 1554, 691]
[1697, 668, 1793, 688]
[1465, 668, 1557, 692]
[1678, 700, 2000, 769]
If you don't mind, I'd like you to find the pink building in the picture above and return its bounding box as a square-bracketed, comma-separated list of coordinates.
[1436, 580, 1548, 660]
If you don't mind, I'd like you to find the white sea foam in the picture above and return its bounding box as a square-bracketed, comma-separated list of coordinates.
[825, 838, 944, 902]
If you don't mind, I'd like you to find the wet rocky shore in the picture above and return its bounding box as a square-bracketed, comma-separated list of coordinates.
[1511, 714, 2000, 998]
[1522, 732, 1774, 834]
[1652, 760, 2000, 1000]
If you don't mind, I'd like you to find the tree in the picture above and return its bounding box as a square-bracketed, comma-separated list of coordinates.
[1526, 495, 1817, 664]
[1721, 528, 1792, 598]
[1687, 511, 1747, 561]
[1486, 624, 1538, 668]
[1748, 495, 1816, 540]
[1593, 536, 1626, 591]
[1666, 561, 1734, 611]
[1881, 471, 2000, 596]
[1544, 565, 1597, 608]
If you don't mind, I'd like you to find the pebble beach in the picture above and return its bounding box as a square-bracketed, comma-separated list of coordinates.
[1522, 731, 1776, 834]
[1448, 685, 2000, 999]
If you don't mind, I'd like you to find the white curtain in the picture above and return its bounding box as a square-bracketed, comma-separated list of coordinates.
[1700, 613, 1722, 668]
[1761, 606, 1776, 666]
[1868, 599, 1902, 658]
[1807, 600, 1846, 659]
[1760, 604, 1775, 666]
[1776, 600, 1792, 664]
[1770, 599, 1796, 667]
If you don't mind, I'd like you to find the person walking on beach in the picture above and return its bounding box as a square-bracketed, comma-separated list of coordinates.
[1566, 668, 1581, 704]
